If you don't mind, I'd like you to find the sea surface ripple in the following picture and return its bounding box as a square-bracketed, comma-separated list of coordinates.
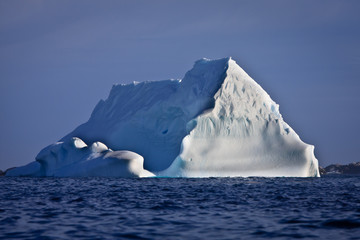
[1, 176, 360, 239]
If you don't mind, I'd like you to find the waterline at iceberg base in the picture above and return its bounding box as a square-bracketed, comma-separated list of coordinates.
[7, 58, 320, 178]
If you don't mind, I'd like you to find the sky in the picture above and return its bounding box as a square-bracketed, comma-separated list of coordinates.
[0, 0, 360, 170]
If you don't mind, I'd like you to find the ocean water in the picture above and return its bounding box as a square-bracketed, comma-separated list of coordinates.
[0, 176, 360, 239]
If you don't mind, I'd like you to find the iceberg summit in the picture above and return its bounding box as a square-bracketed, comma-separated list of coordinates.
[7, 58, 320, 177]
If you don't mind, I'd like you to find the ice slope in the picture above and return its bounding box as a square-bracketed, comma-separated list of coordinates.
[6, 137, 154, 177]
[60, 58, 229, 172]
[161, 59, 319, 177]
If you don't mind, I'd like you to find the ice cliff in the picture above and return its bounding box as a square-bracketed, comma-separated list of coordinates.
[7, 57, 320, 177]
[162, 59, 319, 177]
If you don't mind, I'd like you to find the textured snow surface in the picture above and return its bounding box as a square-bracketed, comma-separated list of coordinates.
[6, 137, 154, 177]
[8, 57, 319, 177]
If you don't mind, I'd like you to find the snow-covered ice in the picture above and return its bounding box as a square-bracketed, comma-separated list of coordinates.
[7, 57, 319, 177]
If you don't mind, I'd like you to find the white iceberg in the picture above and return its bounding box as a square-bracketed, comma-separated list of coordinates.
[7, 57, 319, 177]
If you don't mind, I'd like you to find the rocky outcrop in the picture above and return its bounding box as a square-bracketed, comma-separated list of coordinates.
[319, 167, 326, 176]
[321, 162, 360, 175]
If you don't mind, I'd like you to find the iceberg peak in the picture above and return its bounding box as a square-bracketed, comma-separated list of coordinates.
[162, 58, 319, 177]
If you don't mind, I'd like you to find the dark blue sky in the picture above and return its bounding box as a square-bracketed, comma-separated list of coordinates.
[1, 0, 359, 170]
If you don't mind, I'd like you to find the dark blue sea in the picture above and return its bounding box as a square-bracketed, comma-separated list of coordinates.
[1, 176, 360, 239]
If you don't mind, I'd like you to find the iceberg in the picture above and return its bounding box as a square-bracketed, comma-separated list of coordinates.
[7, 57, 320, 177]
